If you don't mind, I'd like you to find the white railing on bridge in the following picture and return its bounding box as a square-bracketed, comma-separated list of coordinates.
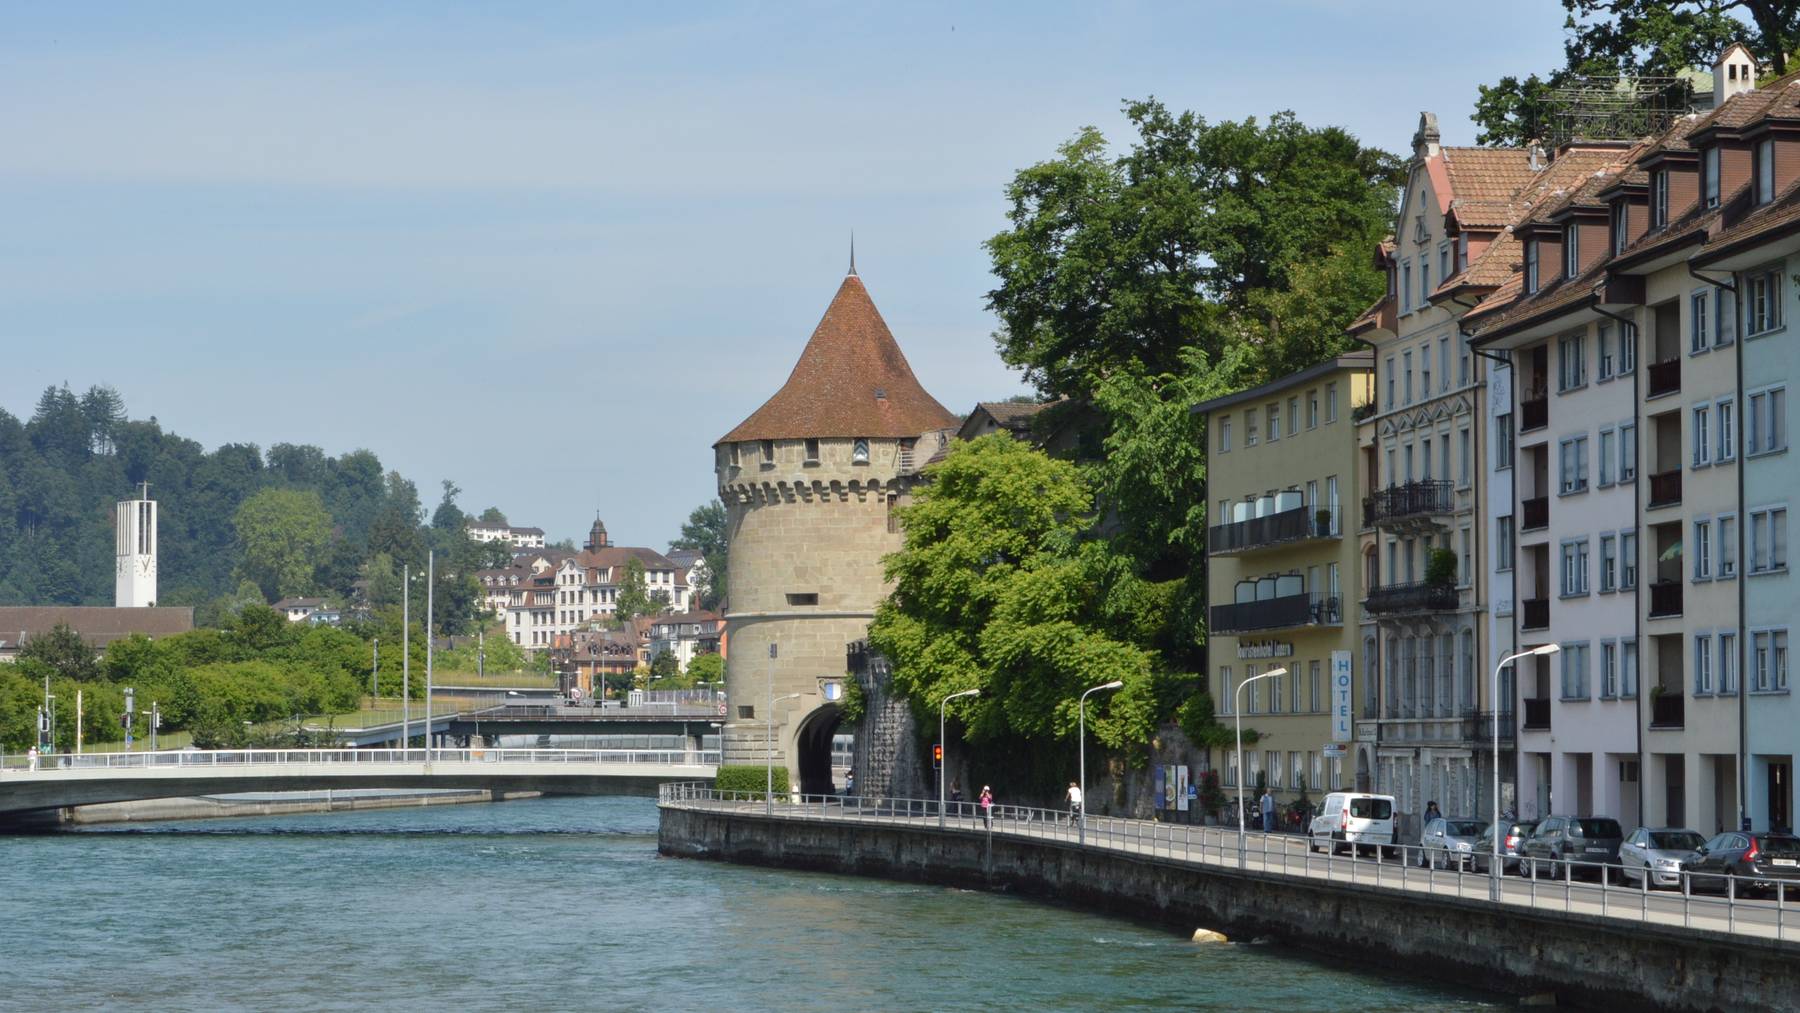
[659, 783, 1797, 945]
[1, 747, 720, 774]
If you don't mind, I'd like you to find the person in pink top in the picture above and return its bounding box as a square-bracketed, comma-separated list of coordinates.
[979, 785, 993, 829]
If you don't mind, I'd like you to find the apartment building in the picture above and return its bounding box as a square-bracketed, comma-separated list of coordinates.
[1197, 353, 1372, 811]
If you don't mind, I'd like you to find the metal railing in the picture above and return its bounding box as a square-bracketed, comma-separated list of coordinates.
[0, 747, 720, 774]
[1363, 480, 1454, 526]
[1206, 505, 1335, 555]
[1362, 580, 1458, 616]
[1209, 593, 1340, 634]
[660, 784, 1797, 942]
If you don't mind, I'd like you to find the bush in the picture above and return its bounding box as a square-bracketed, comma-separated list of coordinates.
[1426, 547, 1458, 586]
[715, 764, 789, 799]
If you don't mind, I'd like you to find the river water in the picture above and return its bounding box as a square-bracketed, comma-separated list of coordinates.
[1, 797, 1501, 1011]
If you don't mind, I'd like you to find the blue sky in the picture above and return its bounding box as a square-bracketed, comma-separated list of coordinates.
[0, 1, 1568, 549]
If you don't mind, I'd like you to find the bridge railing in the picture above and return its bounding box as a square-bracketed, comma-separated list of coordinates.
[460, 704, 726, 721]
[1, 747, 721, 773]
[659, 783, 1796, 944]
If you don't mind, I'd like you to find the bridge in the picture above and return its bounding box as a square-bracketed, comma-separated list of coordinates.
[0, 747, 716, 819]
[319, 703, 729, 748]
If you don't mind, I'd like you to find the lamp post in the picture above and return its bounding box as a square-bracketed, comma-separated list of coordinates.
[402, 564, 411, 753]
[766, 692, 802, 815]
[426, 549, 435, 759]
[1491, 643, 1560, 900]
[938, 688, 981, 829]
[1078, 681, 1125, 845]
[1235, 667, 1288, 868]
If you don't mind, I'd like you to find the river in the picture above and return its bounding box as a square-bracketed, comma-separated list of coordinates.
[1, 796, 1502, 1011]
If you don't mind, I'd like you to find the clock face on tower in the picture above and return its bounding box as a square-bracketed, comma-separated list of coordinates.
[136, 556, 156, 579]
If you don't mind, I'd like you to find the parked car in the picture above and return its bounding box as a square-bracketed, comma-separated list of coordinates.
[1308, 792, 1397, 856]
[1472, 819, 1540, 875]
[1681, 832, 1800, 896]
[1419, 817, 1488, 870]
[1520, 816, 1625, 880]
[1618, 827, 1707, 889]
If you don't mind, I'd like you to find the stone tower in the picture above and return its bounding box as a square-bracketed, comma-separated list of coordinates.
[115, 483, 157, 608]
[714, 267, 957, 794]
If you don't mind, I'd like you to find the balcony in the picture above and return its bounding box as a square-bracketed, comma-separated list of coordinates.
[1649, 580, 1683, 619]
[1521, 389, 1549, 433]
[1523, 698, 1551, 730]
[1207, 504, 1335, 556]
[1464, 710, 1518, 743]
[1363, 480, 1454, 528]
[1648, 358, 1680, 398]
[1648, 469, 1681, 508]
[1210, 592, 1341, 634]
[1522, 598, 1550, 631]
[1650, 692, 1685, 729]
[1522, 496, 1549, 532]
[1363, 580, 1459, 617]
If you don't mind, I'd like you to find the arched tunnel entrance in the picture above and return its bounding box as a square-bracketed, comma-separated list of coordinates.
[796, 704, 849, 796]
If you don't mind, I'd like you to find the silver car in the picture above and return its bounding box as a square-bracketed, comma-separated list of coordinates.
[1619, 826, 1707, 888]
[1420, 817, 1489, 870]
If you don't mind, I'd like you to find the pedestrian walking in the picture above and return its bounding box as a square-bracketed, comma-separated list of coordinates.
[1259, 787, 1275, 833]
[1424, 800, 1442, 823]
[979, 785, 993, 829]
[844, 769, 855, 798]
[1065, 781, 1083, 825]
[27, 746, 39, 771]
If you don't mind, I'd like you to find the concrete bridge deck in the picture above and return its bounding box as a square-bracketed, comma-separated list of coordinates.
[0, 748, 716, 817]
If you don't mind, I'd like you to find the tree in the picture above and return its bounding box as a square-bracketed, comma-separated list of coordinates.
[670, 500, 728, 610]
[233, 488, 333, 600]
[1473, 2, 1799, 146]
[477, 506, 508, 525]
[614, 557, 656, 622]
[986, 99, 1401, 399]
[648, 649, 682, 684]
[19, 622, 100, 682]
[431, 480, 465, 532]
[687, 651, 725, 687]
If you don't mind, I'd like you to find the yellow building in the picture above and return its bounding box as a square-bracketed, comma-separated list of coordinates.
[1196, 353, 1374, 818]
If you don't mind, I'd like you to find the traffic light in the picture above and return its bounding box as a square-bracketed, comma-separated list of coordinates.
[932, 743, 943, 769]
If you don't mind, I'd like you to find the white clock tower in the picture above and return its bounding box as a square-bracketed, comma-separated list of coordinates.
[115, 483, 157, 608]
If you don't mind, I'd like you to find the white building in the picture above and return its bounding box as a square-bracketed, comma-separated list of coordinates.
[466, 521, 547, 548]
[115, 484, 157, 608]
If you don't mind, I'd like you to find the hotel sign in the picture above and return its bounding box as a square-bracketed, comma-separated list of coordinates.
[1236, 641, 1294, 660]
[1330, 650, 1353, 742]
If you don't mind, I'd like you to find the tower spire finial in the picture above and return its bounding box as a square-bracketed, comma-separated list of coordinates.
[848, 231, 857, 276]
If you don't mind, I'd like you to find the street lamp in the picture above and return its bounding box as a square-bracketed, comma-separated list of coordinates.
[766, 692, 802, 816]
[1078, 681, 1124, 845]
[1235, 667, 1288, 868]
[1491, 643, 1560, 900]
[938, 688, 981, 828]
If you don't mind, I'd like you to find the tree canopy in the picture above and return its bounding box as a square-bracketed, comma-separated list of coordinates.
[234, 488, 334, 600]
[670, 500, 728, 610]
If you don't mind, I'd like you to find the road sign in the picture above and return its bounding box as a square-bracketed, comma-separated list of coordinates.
[1323, 743, 1348, 758]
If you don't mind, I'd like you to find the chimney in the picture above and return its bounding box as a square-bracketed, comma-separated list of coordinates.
[1412, 112, 1441, 161]
[1527, 141, 1546, 172]
[1715, 42, 1758, 106]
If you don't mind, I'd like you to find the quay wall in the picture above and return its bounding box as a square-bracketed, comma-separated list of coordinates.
[659, 806, 1800, 1013]
[62, 789, 539, 825]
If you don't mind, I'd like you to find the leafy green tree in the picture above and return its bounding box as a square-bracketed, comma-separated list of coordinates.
[648, 649, 681, 684]
[431, 480, 465, 532]
[477, 506, 508, 525]
[670, 500, 728, 610]
[1473, 1, 1798, 145]
[614, 558, 656, 623]
[18, 622, 100, 682]
[687, 651, 725, 686]
[233, 487, 333, 600]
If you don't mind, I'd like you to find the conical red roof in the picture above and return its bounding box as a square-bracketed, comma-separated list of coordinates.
[718, 273, 958, 444]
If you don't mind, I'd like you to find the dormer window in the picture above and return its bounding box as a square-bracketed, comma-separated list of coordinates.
[1611, 202, 1628, 255]
[1703, 147, 1721, 208]
[1563, 224, 1579, 278]
[1756, 137, 1776, 205]
[1651, 170, 1670, 227]
[1457, 234, 1469, 271]
[761, 439, 776, 465]
[1524, 238, 1540, 294]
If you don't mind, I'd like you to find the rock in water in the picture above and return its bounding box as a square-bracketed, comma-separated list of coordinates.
[1190, 929, 1229, 944]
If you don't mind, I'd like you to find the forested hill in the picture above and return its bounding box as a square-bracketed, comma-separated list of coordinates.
[0, 384, 506, 625]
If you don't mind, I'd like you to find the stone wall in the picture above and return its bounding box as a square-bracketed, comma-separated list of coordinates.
[660, 805, 1800, 1013]
[846, 642, 925, 800]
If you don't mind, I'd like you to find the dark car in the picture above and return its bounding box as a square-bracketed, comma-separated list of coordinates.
[1473, 819, 1540, 875]
[1521, 815, 1625, 880]
[1682, 832, 1800, 896]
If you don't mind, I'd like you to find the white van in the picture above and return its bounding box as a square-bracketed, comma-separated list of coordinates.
[1309, 792, 1397, 855]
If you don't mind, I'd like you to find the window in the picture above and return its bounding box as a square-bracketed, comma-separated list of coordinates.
[1715, 287, 1735, 346]
[1439, 337, 1450, 393]
[1621, 530, 1639, 589]
[1718, 398, 1736, 461]
[1693, 406, 1711, 467]
[1748, 387, 1787, 455]
[785, 592, 819, 606]
[1219, 666, 1234, 715]
[1558, 333, 1585, 390]
[1217, 418, 1231, 452]
[1561, 539, 1591, 597]
[1245, 409, 1258, 446]
[1461, 527, 1473, 584]
[1385, 359, 1395, 409]
[1564, 223, 1579, 277]
[1439, 242, 1451, 282]
[1600, 534, 1618, 592]
[1460, 348, 1471, 386]
[1622, 639, 1640, 697]
[1695, 633, 1714, 695]
[1270, 667, 1283, 713]
[1599, 428, 1616, 486]
[1602, 641, 1619, 698]
[1598, 323, 1615, 380]
[1327, 476, 1341, 534]
[1651, 170, 1669, 227]
[1561, 643, 1590, 700]
[1559, 435, 1589, 494]
[804, 438, 821, 462]
[1703, 146, 1721, 208]
[1619, 423, 1637, 482]
[1325, 382, 1339, 421]
[1421, 257, 1431, 303]
[1691, 291, 1710, 354]
[1720, 632, 1738, 694]
[1421, 347, 1432, 395]
[1756, 137, 1775, 205]
[1403, 262, 1413, 312]
[1525, 239, 1540, 293]
[1753, 630, 1789, 691]
[1720, 514, 1738, 578]
[1310, 660, 1322, 712]
[1747, 267, 1781, 335]
[1268, 403, 1282, 441]
[1288, 397, 1300, 437]
[1307, 389, 1319, 429]
[1290, 750, 1303, 789]
[1619, 322, 1637, 374]
[728, 443, 741, 467]
[1611, 202, 1629, 255]
[852, 438, 870, 463]
[1750, 506, 1789, 572]
[1496, 413, 1514, 468]
[1694, 519, 1712, 579]
[1404, 351, 1413, 403]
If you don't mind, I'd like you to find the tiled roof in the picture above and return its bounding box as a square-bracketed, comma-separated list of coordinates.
[719, 273, 959, 444]
[0, 607, 195, 651]
[1695, 174, 1800, 260]
[1441, 147, 1536, 202]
